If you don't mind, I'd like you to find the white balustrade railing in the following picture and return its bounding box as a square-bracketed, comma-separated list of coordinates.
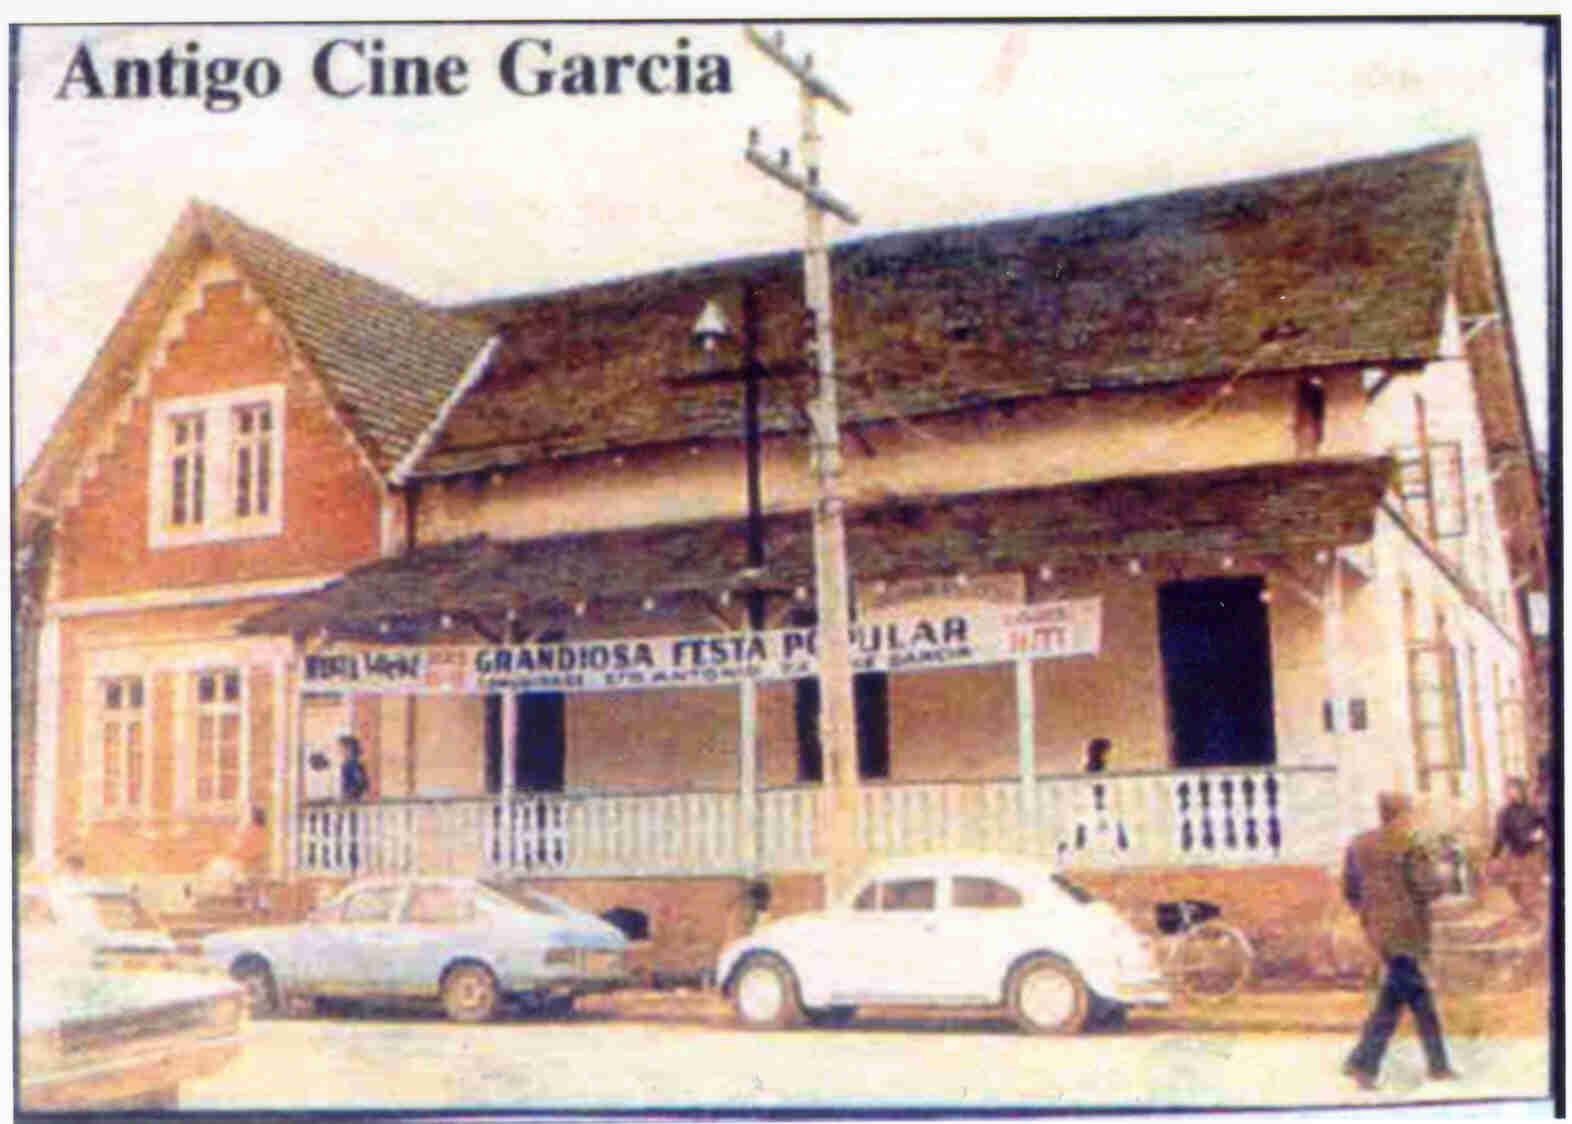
[858, 780, 1027, 855]
[758, 787, 823, 871]
[298, 791, 743, 878]
[295, 766, 1340, 879]
[1040, 766, 1340, 869]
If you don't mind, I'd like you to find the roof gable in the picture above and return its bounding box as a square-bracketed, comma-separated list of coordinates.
[19, 202, 491, 529]
[417, 140, 1478, 478]
[193, 204, 493, 474]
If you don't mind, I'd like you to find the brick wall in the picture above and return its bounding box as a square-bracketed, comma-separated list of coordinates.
[59, 276, 384, 600]
[55, 603, 292, 887]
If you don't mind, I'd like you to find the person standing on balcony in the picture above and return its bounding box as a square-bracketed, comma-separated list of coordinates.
[1490, 777, 1547, 922]
[1341, 792, 1456, 1089]
[1073, 737, 1128, 854]
[340, 736, 369, 801]
[338, 735, 369, 873]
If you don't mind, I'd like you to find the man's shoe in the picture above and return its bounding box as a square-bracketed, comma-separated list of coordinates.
[1343, 1063, 1379, 1091]
[1429, 1067, 1461, 1081]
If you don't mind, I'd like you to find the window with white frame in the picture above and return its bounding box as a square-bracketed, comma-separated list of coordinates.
[96, 675, 147, 814]
[231, 401, 274, 519]
[168, 411, 206, 527]
[192, 668, 244, 807]
[150, 386, 284, 547]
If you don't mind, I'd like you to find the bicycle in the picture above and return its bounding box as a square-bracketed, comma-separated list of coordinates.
[1314, 891, 1380, 988]
[1153, 899, 1254, 1001]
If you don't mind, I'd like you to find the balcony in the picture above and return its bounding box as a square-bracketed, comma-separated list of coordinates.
[294, 764, 1340, 880]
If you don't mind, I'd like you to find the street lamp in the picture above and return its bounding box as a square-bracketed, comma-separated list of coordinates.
[686, 292, 772, 919]
[692, 300, 733, 364]
[686, 289, 767, 632]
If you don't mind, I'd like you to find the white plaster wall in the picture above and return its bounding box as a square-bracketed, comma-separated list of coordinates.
[410, 694, 487, 797]
[416, 368, 1368, 544]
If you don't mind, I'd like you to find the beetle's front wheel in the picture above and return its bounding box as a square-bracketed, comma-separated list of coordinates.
[732, 953, 802, 1029]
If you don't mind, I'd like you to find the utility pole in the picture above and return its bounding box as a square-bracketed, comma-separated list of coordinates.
[743, 25, 863, 899]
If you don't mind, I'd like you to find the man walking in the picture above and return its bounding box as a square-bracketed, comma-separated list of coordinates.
[1342, 791, 1456, 1089]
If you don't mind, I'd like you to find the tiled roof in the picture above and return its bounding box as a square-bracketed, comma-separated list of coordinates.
[416, 140, 1477, 478]
[239, 456, 1393, 638]
[195, 203, 493, 474]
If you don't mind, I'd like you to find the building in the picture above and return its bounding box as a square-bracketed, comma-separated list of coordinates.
[17, 138, 1547, 974]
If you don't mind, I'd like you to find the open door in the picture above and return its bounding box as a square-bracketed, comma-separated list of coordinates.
[1158, 577, 1276, 768]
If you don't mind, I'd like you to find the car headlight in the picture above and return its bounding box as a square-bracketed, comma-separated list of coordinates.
[20, 1028, 63, 1070]
[210, 995, 246, 1030]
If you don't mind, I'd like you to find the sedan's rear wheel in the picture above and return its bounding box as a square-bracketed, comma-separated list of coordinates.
[231, 958, 278, 1018]
[732, 953, 802, 1029]
[1008, 954, 1088, 1034]
[441, 962, 500, 1023]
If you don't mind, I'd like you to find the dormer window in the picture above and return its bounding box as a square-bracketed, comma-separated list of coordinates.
[150, 386, 284, 547]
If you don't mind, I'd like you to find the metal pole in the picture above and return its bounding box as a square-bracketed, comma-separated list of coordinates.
[740, 284, 764, 884]
[742, 284, 766, 632]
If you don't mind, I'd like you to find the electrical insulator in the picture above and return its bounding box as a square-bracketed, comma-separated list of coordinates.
[801, 308, 820, 361]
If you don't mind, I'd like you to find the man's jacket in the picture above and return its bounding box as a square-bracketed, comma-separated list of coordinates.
[1343, 822, 1444, 958]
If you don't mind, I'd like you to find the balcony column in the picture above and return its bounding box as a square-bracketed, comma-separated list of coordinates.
[738, 679, 760, 876]
[1015, 658, 1037, 851]
[501, 692, 518, 801]
[1325, 556, 1359, 850]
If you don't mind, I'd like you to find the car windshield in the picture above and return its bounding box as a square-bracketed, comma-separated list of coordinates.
[479, 883, 574, 917]
[1052, 874, 1096, 904]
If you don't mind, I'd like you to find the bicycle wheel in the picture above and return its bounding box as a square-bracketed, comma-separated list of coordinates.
[1172, 920, 1252, 1001]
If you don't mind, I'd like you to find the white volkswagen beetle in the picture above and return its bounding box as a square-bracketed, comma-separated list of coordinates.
[716, 854, 1168, 1033]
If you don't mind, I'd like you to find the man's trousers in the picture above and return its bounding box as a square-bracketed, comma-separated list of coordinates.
[1346, 954, 1451, 1078]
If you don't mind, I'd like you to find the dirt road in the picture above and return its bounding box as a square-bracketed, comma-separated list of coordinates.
[182, 986, 1553, 1111]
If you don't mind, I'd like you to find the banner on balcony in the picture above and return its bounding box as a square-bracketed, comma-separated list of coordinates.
[300, 597, 1101, 694]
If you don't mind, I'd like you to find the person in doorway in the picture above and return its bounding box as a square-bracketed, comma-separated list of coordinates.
[1084, 737, 1111, 773]
[338, 736, 369, 873]
[1490, 777, 1547, 922]
[339, 736, 369, 801]
[1341, 792, 1456, 1089]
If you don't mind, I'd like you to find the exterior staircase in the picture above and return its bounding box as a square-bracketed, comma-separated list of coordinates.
[1429, 883, 1548, 992]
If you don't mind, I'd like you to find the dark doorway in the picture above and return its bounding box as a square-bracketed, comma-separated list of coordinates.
[794, 672, 891, 781]
[1158, 577, 1276, 768]
[485, 692, 566, 792]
